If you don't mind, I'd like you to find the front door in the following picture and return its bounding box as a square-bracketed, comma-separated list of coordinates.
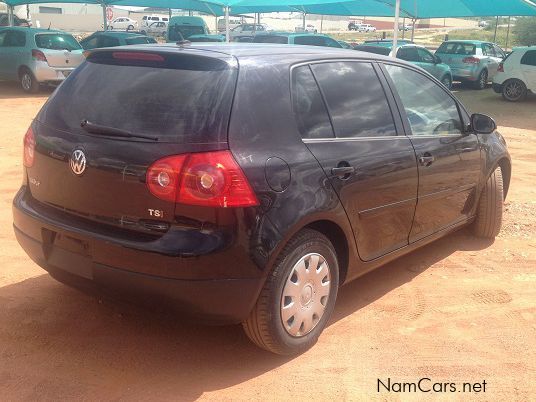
[292, 61, 418, 261]
[382, 63, 481, 242]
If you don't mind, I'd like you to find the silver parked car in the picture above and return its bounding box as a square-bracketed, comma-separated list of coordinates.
[435, 40, 506, 89]
[0, 27, 84, 93]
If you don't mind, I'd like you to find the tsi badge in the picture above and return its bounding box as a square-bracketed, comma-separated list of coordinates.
[70, 149, 87, 176]
[148, 209, 164, 218]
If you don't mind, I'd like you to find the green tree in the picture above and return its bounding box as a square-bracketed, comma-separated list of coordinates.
[514, 17, 536, 46]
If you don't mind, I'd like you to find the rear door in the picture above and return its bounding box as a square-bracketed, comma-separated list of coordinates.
[294, 61, 418, 261]
[0, 29, 26, 80]
[382, 63, 481, 242]
[520, 50, 536, 90]
[29, 50, 237, 229]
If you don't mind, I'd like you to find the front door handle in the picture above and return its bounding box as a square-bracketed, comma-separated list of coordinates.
[418, 154, 435, 167]
[331, 166, 355, 178]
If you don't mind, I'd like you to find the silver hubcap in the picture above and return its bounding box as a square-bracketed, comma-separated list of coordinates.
[505, 82, 522, 99]
[280, 253, 331, 337]
[21, 74, 31, 90]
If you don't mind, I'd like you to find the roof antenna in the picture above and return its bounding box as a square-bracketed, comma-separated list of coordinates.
[174, 31, 191, 47]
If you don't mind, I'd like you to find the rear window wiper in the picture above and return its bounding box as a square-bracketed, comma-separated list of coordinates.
[81, 120, 158, 141]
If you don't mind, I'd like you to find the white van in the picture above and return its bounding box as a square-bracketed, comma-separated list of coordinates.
[217, 18, 242, 32]
[141, 15, 169, 29]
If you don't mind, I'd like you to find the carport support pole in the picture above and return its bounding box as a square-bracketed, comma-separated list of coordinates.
[493, 16, 499, 43]
[7, 5, 14, 26]
[101, 3, 107, 31]
[391, 0, 401, 57]
[411, 18, 416, 41]
[168, 8, 172, 21]
[302, 12, 306, 30]
[225, 6, 230, 43]
[505, 16, 511, 50]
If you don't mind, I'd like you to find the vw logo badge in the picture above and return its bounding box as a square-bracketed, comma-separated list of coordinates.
[70, 149, 87, 176]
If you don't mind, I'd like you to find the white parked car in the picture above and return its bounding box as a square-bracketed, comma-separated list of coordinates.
[141, 21, 167, 37]
[230, 23, 273, 41]
[358, 24, 376, 32]
[295, 24, 317, 33]
[108, 17, 138, 31]
[493, 46, 536, 102]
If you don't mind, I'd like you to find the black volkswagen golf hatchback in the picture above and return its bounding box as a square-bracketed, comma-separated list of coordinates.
[13, 44, 511, 354]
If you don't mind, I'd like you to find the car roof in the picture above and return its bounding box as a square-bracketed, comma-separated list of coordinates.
[90, 31, 148, 38]
[0, 26, 66, 34]
[255, 32, 330, 38]
[90, 42, 406, 65]
[442, 40, 488, 44]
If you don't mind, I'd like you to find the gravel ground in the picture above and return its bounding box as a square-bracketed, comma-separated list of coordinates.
[0, 81, 534, 401]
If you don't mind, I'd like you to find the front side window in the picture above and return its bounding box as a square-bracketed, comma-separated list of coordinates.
[482, 44, 496, 57]
[397, 47, 420, 62]
[311, 62, 397, 138]
[384, 64, 462, 136]
[4, 30, 25, 47]
[294, 36, 324, 46]
[417, 48, 435, 63]
[291, 65, 333, 139]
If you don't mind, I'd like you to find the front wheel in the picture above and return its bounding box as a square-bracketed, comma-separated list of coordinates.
[474, 168, 503, 239]
[242, 229, 339, 355]
[502, 79, 527, 102]
[127, 25, 134, 31]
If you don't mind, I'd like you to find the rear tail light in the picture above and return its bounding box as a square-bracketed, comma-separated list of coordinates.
[462, 56, 480, 64]
[31, 49, 47, 63]
[146, 151, 259, 208]
[23, 126, 35, 168]
[497, 62, 504, 72]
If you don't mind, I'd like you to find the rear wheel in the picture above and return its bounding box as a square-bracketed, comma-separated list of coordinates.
[502, 79, 527, 102]
[127, 24, 134, 31]
[242, 229, 339, 355]
[473, 69, 488, 90]
[20, 68, 39, 94]
[441, 74, 452, 90]
[474, 168, 503, 238]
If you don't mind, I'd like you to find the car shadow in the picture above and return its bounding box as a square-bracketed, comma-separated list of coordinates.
[0, 80, 55, 99]
[0, 227, 492, 399]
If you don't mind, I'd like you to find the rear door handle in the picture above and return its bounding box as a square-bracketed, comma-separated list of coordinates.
[331, 166, 355, 177]
[418, 154, 435, 166]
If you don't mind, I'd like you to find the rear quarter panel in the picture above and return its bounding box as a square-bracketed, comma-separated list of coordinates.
[228, 55, 360, 282]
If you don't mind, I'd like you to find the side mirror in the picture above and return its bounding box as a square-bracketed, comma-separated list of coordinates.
[435, 55, 442, 64]
[471, 113, 496, 134]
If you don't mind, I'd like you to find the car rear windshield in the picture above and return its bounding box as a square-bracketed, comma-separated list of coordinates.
[39, 51, 237, 144]
[35, 33, 81, 51]
[168, 25, 205, 40]
[125, 36, 157, 45]
[436, 42, 476, 55]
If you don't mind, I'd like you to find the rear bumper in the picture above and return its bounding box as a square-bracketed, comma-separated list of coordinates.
[451, 66, 479, 81]
[33, 61, 75, 83]
[12, 187, 265, 324]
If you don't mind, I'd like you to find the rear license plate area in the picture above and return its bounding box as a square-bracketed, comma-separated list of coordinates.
[42, 228, 93, 279]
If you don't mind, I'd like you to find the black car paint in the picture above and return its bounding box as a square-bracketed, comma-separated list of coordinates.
[13, 44, 511, 323]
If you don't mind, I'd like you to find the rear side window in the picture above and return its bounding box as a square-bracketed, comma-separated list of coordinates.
[125, 36, 157, 45]
[437, 42, 476, 55]
[520, 50, 536, 66]
[40, 52, 237, 144]
[99, 36, 120, 47]
[397, 47, 420, 62]
[291, 65, 333, 139]
[3, 30, 26, 47]
[253, 35, 288, 44]
[35, 33, 80, 51]
[294, 36, 327, 47]
[311, 62, 397, 138]
[354, 45, 390, 56]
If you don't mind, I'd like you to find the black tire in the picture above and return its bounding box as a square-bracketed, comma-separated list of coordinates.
[242, 229, 339, 355]
[20, 68, 39, 94]
[108, 26, 113, 31]
[501, 79, 527, 102]
[127, 25, 134, 31]
[474, 168, 503, 239]
[473, 69, 488, 90]
[441, 74, 452, 90]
